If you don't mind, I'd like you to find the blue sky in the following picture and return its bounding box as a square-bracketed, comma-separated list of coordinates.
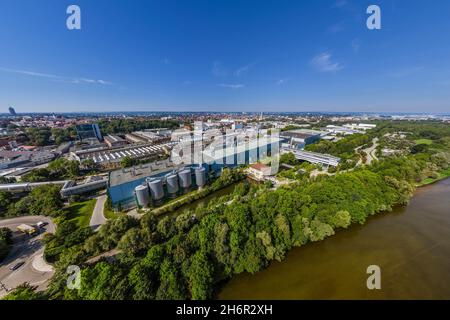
[0, 0, 450, 113]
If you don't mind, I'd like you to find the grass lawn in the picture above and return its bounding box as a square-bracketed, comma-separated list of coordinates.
[418, 168, 450, 187]
[414, 139, 433, 145]
[103, 206, 126, 220]
[65, 199, 97, 228]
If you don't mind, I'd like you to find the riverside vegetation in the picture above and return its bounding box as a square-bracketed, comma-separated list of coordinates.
[2, 121, 450, 300]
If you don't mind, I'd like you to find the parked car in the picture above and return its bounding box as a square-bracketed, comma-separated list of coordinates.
[9, 261, 25, 271]
[36, 221, 47, 228]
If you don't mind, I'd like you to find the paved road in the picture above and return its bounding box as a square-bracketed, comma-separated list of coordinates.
[364, 137, 379, 165]
[0, 216, 55, 298]
[90, 195, 107, 231]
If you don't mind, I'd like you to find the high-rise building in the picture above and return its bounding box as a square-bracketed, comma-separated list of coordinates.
[75, 123, 103, 142]
[8, 107, 16, 116]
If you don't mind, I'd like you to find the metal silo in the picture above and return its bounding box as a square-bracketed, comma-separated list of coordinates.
[165, 173, 179, 194]
[148, 178, 164, 200]
[178, 169, 192, 189]
[135, 185, 150, 208]
[195, 166, 206, 187]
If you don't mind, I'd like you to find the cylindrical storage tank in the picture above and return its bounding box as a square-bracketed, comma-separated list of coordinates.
[135, 185, 150, 208]
[178, 169, 192, 189]
[166, 173, 179, 194]
[195, 166, 206, 187]
[148, 179, 164, 200]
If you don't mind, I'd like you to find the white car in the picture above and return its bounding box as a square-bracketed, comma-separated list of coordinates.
[36, 221, 47, 228]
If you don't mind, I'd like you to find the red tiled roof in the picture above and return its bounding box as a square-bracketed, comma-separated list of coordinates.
[250, 163, 269, 171]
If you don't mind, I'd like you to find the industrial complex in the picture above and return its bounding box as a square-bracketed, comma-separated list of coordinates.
[107, 136, 281, 209]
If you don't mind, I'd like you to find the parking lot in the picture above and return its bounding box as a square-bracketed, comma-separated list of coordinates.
[0, 216, 55, 298]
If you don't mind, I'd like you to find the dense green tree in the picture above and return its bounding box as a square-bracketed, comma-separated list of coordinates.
[118, 227, 145, 256]
[156, 259, 186, 300]
[26, 127, 51, 146]
[2, 284, 46, 300]
[0, 227, 13, 262]
[120, 156, 134, 168]
[157, 216, 176, 240]
[7, 184, 63, 217]
[0, 191, 13, 217]
[187, 251, 214, 300]
[331, 210, 352, 229]
[78, 262, 128, 300]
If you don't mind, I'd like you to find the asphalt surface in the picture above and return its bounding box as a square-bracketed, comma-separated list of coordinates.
[0, 216, 55, 298]
[365, 137, 379, 165]
[90, 194, 107, 231]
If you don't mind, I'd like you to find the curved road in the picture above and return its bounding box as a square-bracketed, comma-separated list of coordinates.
[90, 194, 107, 231]
[0, 216, 55, 298]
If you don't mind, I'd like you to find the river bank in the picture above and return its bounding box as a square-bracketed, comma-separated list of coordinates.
[219, 178, 450, 299]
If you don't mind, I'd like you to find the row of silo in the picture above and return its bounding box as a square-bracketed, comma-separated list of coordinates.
[178, 168, 192, 189]
[147, 178, 165, 201]
[134, 166, 207, 208]
[195, 166, 206, 188]
[135, 184, 151, 208]
[165, 172, 179, 194]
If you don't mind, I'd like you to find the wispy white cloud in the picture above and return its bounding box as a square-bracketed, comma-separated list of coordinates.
[333, 0, 348, 9]
[212, 61, 228, 77]
[0, 67, 112, 85]
[276, 78, 289, 86]
[310, 53, 343, 73]
[389, 66, 424, 78]
[328, 23, 344, 34]
[218, 83, 245, 89]
[351, 39, 360, 53]
[234, 61, 258, 77]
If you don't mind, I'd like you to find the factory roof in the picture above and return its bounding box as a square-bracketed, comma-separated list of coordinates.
[104, 135, 125, 143]
[280, 129, 326, 139]
[108, 158, 178, 187]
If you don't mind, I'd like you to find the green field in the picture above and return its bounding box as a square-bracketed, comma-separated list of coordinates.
[414, 139, 433, 145]
[65, 199, 96, 228]
[103, 206, 126, 220]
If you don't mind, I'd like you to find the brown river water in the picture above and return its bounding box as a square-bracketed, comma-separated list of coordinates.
[219, 178, 450, 300]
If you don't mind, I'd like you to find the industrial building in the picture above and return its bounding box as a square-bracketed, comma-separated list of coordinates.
[71, 141, 176, 166]
[107, 136, 281, 210]
[280, 129, 325, 149]
[125, 133, 147, 144]
[324, 125, 363, 136]
[75, 123, 103, 142]
[344, 123, 377, 131]
[0, 150, 55, 170]
[0, 175, 107, 198]
[108, 159, 209, 209]
[60, 176, 108, 198]
[247, 163, 272, 181]
[104, 135, 127, 148]
[282, 148, 341, 167]
[125, 129, 172, 144]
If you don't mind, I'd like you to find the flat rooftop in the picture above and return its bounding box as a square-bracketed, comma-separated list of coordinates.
[280, 129, 326, 139]
[109, 158, 178, 186]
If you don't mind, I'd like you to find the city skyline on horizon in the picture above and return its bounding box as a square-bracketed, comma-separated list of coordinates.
[1, 0, 450, 113]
